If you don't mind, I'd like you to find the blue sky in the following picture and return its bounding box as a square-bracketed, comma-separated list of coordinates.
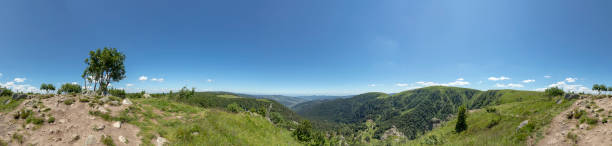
[1, 0, 611, 96]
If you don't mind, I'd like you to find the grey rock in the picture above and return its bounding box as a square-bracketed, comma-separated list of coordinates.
[556, 99, 563, 104]
[191, 132, 199, 136]
[98, 106, 108, 114]
[25, 124, 34, 129]
[110, 100, 119, 106]
[113, 121, 121, 128]
[85, 135, 96, 145]
[156, 137, 168, 146]
[4, 99, 11, 105]
[122, 98, 133, 105]
[100, 97, 110, 103]
[143, 94, 151, 98]
[94, 124, 105, 131]
[517, 120, 529, 131]
[564, 94, 579, 100]
[70, 134, 80, 142]
[579, 124, 589, 129]
[12, 94, 27, 100]
[118, 136, 127, 144]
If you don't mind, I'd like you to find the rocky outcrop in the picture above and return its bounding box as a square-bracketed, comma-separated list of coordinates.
[156, 137, 168, 146]
[516, 120, 529, 132]
[381, 125, 405, 141]
[122, 98, 133, 105]
[12, 94, 27, 100]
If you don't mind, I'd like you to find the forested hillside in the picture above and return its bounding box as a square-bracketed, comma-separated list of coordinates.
[295, 86, 554, 140]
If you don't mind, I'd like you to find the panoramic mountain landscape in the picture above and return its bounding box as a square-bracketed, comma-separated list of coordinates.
[1, 0, 612, 146]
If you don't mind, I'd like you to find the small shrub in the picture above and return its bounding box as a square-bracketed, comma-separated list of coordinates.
[11, 133, 24, 144]
[596, 108, 604, 112]
[108, 88, 126, 98]
[42, 108, 51, 112]
[0, 139, 7, 146]
[487, 116, 501, 128]
[567, 132, 578, 144]
[545, 87, 564, 97]
[79, 98, 90, 102]
[226, 103, 243, 113]
[485, 107, 497, 113]
[17, 109, 32, 119]
[26, 116, 45, 125]
[100, 135, 115, 146]
[64, 98, 75, 105]
[89, 110, 113, 121]
[573, 109, 586, 119]
[48, 116, 55, 123]
[0, 87, 13, 96]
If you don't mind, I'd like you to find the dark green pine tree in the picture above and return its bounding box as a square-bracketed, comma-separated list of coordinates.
[455, 105, 467, 133]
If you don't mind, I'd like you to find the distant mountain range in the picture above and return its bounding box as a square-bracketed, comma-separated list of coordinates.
[235, 94, 352, 108]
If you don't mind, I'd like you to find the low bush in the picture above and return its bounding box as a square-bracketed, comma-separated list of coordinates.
[58, 83, 82, 94]
[64, 98, 75, 105]
[108, 88, 126, 98]
[11, 133, 24, 144]
[48, 116, 55, 123]
[567, 132, 578, 144]
[79, 98, 90, 102]
[226, 103, 243, 113]
[26, 116, 45, 125]
[487, 116, 501, 128]
[485, 107, 497, 113]
[100, 135, 115, 146]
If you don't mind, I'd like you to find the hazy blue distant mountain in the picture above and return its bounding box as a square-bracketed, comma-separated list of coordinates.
[296, 95, 353, 101]
[235, 94, 309, 108]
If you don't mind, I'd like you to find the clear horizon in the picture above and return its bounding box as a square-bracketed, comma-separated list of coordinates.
[1, 0, 611, 96]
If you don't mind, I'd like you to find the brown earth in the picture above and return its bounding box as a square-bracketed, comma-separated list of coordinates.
[537, 96, 612, 146]
[0, 95, 141, 146]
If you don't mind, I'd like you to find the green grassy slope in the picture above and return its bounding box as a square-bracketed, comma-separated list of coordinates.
[295, 86, 574, 145]
[406, 90, 574, 146]
[99, 98, 301, 145]
[0, 96, 24, 113]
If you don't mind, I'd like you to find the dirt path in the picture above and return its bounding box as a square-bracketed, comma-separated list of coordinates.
[537, 97, 612, 146]
[0, 95, 142, 146]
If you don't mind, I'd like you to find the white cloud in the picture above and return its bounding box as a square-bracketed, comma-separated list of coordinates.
[565, 77, 577, 83]
[415, 78, 470, 87]
[126, 84, 134, 87]
[546, 81, 593, 93]
[207, 79, 213, 83]
[522, 79, 535, 83]
[71, 82, 78, 85]
[139, 76, 148, 81]
[495, 83, 524, 88]
[0, 73, 2, 77]
[368, 84, 377, 87]
[14, 78, 26, 83]
[395, 83, 409, 87]
[544, 75, 552, 79]
[0, 81, 39, 93]
[488, 76, 510, 81]
[151, 78, 164, 82]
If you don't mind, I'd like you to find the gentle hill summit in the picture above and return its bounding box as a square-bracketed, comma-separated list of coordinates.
[0, 93, 301, 145]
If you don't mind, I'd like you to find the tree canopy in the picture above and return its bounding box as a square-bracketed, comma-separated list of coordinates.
[82, 47, 126, 94]
[39, 83, 56, 94]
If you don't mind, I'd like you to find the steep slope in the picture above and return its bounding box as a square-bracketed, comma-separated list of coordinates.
[405, 91, 576, 145]
[0, 94, 301, 145]
[295, 86, 568, 142]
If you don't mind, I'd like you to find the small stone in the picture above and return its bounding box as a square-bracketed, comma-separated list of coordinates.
[71, 134, 80, 142]
[143, 94, 151, 98]
[579, 124, 589, 129]
[98, 107, 108, 114]
[25, 124, 34, 129]
[85, 135, 96, 145]
[122, 98, 133, 105]
[118, 136, 127, 144]
[191, 132, 199, 136]
[110, 100, 119, 106]
[94, 124, 105, 131]
[100, 97, 110, 103]
[156, 137, 168, 146]
[113, 121, 121, 128]
[59, 119, 67, 124]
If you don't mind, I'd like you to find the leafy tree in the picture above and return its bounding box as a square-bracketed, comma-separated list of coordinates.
[39, 83, 56, 94]
[83, 47, 126, 95]
[608, 87, 612, 95]
[226, 103, 243, 113]
[545, 87, 564, 97]
[455, 105, 467, 133]
[58, 83, 82, 94]
[294, 120, 314, 142]
[0, 87, 13, 96]
[108, 88, 126, 98]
